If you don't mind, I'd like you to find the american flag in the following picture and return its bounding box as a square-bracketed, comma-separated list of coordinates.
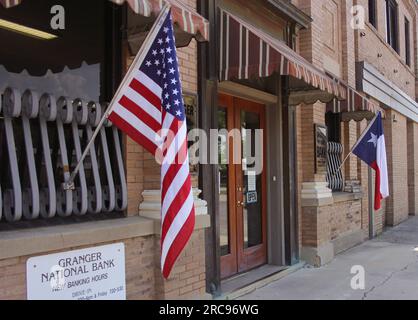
[108, 9, 195, 279]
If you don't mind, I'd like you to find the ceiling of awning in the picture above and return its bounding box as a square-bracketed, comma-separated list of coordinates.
[1, 0, 209, 41]
[0, 0, 110, 76]
[326, 87, 384, 121]
[0, 0, 209, 76]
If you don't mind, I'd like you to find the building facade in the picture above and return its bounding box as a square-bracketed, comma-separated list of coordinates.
[0, 0, 417, 300]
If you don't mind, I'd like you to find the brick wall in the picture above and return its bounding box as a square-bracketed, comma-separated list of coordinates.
[154, 230, 206, 299]
[384, 110, 409, 226]
[328, 200, 362, 241]
[0, 237, 154, 300]
[0, 0, 205, 299]
[407, 121, 418, 215]
[297, 0, 325, 68]
[125, 0, 199, 216]
[295, 0, 418, 239]
[355, 0, 417, 228]
[0, 229, 206, 300]
[356, 0, 416, 99]
[342, 120, 360, 180]
[296, 0, 367, 257]
[299, 102, 327, 183]
[301, 198, 362, 249]
[357, 119, 370, 237]
[341, 0, 356, 86]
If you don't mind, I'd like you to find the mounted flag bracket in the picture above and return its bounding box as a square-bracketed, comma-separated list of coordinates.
[63, 4, 172, 192]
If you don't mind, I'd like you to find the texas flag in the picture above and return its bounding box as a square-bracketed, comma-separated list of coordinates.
[353, 112, 389, 210]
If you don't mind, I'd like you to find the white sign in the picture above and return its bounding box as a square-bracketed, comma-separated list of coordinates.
[27, 243, 126, 300]
[247, 171, 257, 192]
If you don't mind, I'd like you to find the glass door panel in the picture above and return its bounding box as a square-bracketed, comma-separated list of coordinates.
[219, 94, 267, 279]
[240, 110, 263, 249]
[218, 108, 230, 256]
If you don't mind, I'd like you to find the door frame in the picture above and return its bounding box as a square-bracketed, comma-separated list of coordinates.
[234, 97, 268, 274]
[218, 94, 238, 278]
[218, 93, 268, 279]
[200, 72, 294, 295]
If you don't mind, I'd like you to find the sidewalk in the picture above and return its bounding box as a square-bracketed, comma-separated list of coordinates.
[239, 217, 418, 300]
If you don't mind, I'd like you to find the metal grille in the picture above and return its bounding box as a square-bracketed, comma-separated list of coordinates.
[326, 142, 344, 192]
[0, 87, 127, 223]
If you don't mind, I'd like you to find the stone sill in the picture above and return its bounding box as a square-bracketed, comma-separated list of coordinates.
[0, 215, 211, 261]
[332, 192, 364, 203]
[301, 192, 363, 208]
[144, 214, 211, 236]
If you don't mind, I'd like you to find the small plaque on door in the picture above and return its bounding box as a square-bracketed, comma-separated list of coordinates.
[246, 191, 258, 204]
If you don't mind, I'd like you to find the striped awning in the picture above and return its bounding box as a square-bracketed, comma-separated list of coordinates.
[219, 9, 347, 100]
[0, 0, 20, 8]
[219, 9, 382, 118]
[0, 0, 209, 41]
[326, 87, 384, 120]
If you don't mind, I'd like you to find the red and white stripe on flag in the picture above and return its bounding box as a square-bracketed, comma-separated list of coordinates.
[108, 7, 195, 279]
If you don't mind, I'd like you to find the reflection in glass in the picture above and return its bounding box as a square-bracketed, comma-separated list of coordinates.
[241, 111, 263, 249]
[218, 108, 230, 256]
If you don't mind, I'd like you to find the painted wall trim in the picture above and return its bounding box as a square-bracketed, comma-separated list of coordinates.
[357, 61, 418, 123]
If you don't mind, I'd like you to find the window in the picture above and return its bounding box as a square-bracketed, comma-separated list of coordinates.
[326, 113, 341, 144]
[0, 0, 121, 102]
[405, 17, 411, 66]
[368, 0, 377, 28]
[325, 113, 344, 192]
[386, 0, 399, 53]
[0, 0, 127, 226]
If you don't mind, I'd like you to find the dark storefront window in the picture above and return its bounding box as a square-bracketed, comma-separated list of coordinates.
[325, 113, 344, 192]
[326, 112, 341, 143]
[0, 0, 126, 226]
[405, 17, 411, 67]
[386, 0, 399, 53]
[0, 0, 120, 102]
[368, 0, 377, 28]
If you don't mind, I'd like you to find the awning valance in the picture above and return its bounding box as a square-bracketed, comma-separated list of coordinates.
[0, 0, 20, 8]
[219, 9, 347, 100]
[326, 87, 384, 121]
[1, 0, 209, 41]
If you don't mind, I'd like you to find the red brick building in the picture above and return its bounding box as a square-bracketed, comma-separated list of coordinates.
[0, 0, 417, 300]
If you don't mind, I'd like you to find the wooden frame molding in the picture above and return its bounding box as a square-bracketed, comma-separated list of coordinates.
[218, 81, 278, 105]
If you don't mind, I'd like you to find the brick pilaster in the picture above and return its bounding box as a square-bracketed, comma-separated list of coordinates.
[384, 110, 409, 226]
[407, 121, 418, 216]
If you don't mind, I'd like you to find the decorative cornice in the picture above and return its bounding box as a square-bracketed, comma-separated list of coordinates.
[267, 0, 312, 29]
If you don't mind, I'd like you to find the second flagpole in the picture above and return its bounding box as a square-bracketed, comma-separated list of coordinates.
[330, 112, 380, 178]
[63, 3, 171, 191]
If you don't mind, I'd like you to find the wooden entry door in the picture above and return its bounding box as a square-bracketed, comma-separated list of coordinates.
[218, 94, 267, 280]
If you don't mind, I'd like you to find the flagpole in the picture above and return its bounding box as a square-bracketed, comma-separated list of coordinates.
[330, 112, 380, 177]
[63, 3, 172, 191]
